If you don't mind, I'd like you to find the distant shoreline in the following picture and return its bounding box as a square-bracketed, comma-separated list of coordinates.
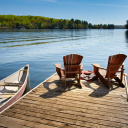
[0, 15, 123, 29]
[0, 28, 126, 30]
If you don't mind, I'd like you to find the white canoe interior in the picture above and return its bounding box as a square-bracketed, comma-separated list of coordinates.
[0, 65, 28, 107]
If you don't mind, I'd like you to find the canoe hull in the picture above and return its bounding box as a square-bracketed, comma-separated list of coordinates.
[0, 65, 29, 113]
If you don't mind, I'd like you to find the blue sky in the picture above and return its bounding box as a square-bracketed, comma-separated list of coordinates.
[1, 0, 128, 25]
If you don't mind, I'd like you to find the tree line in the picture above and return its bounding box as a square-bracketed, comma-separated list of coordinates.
[0, 15, 115, 29]
[126, 20, 128, 29]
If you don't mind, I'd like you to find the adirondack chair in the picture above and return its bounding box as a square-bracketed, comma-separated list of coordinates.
[92, 54, 127, 89]
[55, 54, 83, 88]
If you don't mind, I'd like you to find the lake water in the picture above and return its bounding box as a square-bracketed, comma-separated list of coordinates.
[0, 29, 128, 89]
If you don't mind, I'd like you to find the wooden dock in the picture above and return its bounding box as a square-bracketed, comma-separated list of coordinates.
[0, 73, 128, 128]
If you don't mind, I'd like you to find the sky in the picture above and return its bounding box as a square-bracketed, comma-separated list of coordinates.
[0, 0, 128, 25]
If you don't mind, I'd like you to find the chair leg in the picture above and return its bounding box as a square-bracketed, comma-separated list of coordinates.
[64, 70, 66, 89]
[114, 65, 125, 87]
[94, 67, 110, 89]
[98, 72, 110, 89]
[114, 77, 125, 87]
[78, 68, 82, 88]
[56, 67, 61, 79]
[76, 77, 82, 88]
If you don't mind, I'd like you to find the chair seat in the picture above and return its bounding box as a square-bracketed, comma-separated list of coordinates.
[99, 69, 106, 77]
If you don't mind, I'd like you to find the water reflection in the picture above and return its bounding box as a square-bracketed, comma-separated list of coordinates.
[125, 30, 128, 43]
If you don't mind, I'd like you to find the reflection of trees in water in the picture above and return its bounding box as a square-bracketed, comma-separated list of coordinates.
[126, 30, 128, 43]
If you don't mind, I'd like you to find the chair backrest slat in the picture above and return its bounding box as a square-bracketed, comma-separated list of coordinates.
[106, 54, 127, 78]
[63, 54, 83, 65]
[63, 54, 83, 75]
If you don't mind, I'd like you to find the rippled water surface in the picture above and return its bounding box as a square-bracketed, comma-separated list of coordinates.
[0, 29, 128, 88]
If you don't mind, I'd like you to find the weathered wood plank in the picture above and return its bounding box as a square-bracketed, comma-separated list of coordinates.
[8, 103, 128, 125]
[27, 91, 128, 106]
[14, 98, 128, 120]
[2, 109, 112, 128]
[21, 96, 128, 117]
[1, 73, 128, 128]
[22, 91, 128, 111]
[0, 115, 29, 128]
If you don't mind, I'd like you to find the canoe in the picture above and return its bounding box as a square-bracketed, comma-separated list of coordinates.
[0, 64, 30, 113]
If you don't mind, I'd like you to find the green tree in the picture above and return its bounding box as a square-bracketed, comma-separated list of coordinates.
[126, 20, 128, 29]
[102, 24, 108, 29]
[88, 23, 92, 29]
[108, 24, 115, 29]
[68, 19, 75, 29]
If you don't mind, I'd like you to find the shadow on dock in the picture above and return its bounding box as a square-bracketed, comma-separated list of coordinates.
[39, 77, 122, 99]
[40, 80, 85, 99]
[40, 80, 65, 99]
[29, 73, 126, 100]
[82, 80, 122, 98]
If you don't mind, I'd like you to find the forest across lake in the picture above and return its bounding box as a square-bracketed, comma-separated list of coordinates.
[0, 15, 123, 29]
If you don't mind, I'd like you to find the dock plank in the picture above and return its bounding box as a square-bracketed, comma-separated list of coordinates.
[1, 73, 128, 128]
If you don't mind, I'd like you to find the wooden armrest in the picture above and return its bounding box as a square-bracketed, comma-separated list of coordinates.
[55, 63, 64, 79]
[92, 63, 107, 70]
[55, 63, 63, 69]
[80, 64, 83, 70]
